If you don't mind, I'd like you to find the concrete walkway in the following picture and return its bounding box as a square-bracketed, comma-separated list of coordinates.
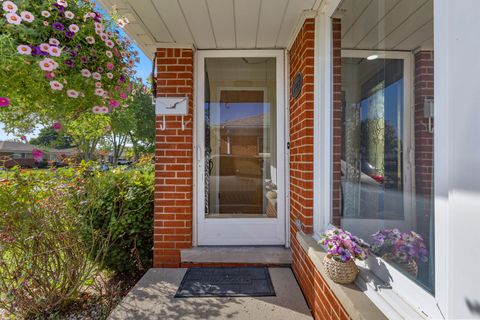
[109, 268, 313, 320]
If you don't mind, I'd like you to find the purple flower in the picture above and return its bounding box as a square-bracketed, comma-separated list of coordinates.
[52, 22, 65, 31]
[119, 74, 125, 83]
[70, 50, 78, 58]
[80, 56, 89, 63]
[97, 66, 104, 73]
[53, 3, 65, 11]
[65, 31, 75, 38]
[64, 59, 74, 68]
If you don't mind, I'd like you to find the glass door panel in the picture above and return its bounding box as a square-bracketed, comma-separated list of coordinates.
[204, 57, 277, 218]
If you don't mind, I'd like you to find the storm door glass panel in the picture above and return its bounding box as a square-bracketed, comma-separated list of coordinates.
[204, 57, 277, 218]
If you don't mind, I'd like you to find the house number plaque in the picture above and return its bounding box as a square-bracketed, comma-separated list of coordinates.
[292, 72, 302, 99]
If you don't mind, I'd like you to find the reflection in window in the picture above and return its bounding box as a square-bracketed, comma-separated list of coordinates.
[334, 54, 434, 292]
[204, 57, 277, 218]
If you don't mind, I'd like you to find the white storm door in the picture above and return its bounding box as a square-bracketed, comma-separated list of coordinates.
[196, 50, 286, 245]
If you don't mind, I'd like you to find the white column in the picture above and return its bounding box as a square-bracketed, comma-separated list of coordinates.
[435, 1, 480, 318]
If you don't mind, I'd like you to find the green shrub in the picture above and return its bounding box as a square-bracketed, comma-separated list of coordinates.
[0, 166, 111, 317]
[80, 164, 154, 274]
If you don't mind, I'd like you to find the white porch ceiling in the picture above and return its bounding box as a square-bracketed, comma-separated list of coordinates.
[97, 0, 319, 58]
[337, 0, 433, 51]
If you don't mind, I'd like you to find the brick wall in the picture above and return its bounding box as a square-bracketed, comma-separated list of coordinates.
[289, 19, 350, 320]
[414, 51, 434, 240]
[289, 18, 315, 235]
[154, 48, 194, 267]
[292, 238, 350, 320]
[331, 18, 342, 226]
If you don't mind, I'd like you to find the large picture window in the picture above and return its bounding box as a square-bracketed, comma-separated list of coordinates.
[327, 0, 435, 301]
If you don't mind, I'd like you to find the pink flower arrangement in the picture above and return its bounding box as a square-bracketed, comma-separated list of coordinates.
[320, 228, 369, 263]
[5, 12, 21, 25]
[17, 45, 31, 55]
[19, 11, 34, 22]
[50, 81, 63, 91]
[371, 229, 428, 264]
[2, 1, 17, 13]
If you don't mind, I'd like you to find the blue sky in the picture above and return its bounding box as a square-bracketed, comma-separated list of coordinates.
[0, 1, 153, 141]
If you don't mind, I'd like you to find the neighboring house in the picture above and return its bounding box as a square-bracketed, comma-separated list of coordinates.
[0, 141, 76, 168]
[97, 0, 480, 319]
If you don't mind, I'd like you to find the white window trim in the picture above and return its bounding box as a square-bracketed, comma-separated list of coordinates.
[312, 3, 446, 319]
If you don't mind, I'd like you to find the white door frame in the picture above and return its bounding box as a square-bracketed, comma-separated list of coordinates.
[194, 49, 286, 246]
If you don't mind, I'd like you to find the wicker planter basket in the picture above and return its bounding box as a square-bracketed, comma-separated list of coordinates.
[322, 254, 359, 284]
[383, 254, 418, 277]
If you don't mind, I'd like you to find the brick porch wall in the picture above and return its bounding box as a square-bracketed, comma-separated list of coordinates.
[154, 48, 194, 268]
[289, 19, 350, 320]
[289, 18, 315, 235]
[414, 51, 434, 243]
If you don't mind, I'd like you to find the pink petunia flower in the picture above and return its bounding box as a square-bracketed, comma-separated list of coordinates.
[17, 45, 31, 55]
[100, 33, 108, 41]
[0, 97, 9, 107]
[39, 59, 55, 72]
[109, 99, 119, 108]
[92, 72, 101, 80]
[43, 20, 49, 26]
[86, 36, 95, 44]
[92, 106, 101, 114]
[2, 1, 17, 13]
[57, 0, 68, 7]
[5, 12, 21, 25]
[94, 88, 105, 96]
[44, 72, 55, 79]
[50, 80, 63, 91]
[105, 40, 114, 48]
[46, 58, 59, 70]
[81, 69, 91, 77]
[106, 72, 113, 79]
[106, 63, 114, 70]
[95, 82, 102, 88]
[120, 93, 127, 100]
[94, 22, 103, 30]
[21, 135, 27, 141]
[100, 106, 110, 114]
[39, 43, 50, 52]
[52, 122, 62, 132]
[105, 50, 113, 58]
[20, 11, 34, 22]
[68, 24, 79, 33]
[48, 46, 61, 57]
[64, 10, 74, 19]
[32, 149, 44, 162]
[41, 10, 51, 18]
[66, 89, 79, 98]
[49, 38, 60, 46]
[117, 18, 126, 28]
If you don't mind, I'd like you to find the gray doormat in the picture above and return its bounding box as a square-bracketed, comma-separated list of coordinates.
[174, 267, 276, 298]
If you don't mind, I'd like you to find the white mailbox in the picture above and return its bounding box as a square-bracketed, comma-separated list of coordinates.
[155, 97, 188, 116]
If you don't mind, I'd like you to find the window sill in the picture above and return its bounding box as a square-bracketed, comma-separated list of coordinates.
[296, 232, 388, 320]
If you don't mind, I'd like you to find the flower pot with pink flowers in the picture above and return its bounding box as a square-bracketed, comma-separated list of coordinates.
[371, 228, 428, 277]
[319, 228, 369, 284]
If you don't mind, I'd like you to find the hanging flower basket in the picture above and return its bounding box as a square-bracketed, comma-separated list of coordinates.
[323, 254, 359, 284]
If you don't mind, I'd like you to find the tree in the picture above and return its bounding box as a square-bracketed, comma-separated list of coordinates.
[0, 0, 138, 135]
[66, 113, 109, 160]
[128, 89, 155, 159]
[29, 127, 73, 149]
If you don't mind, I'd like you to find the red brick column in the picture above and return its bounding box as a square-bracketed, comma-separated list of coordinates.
[331, 18, 342, 227]
[289, 18, 315, 235]
[414, 51, 434, 238]
[154, 48, 194, 267]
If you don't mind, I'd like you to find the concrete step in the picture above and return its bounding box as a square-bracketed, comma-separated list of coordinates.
[180, 246, 292, 265]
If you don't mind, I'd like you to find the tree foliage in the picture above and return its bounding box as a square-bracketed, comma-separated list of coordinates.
[29, 126, 73, 149]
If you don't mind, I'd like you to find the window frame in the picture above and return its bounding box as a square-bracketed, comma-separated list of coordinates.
[312, 4, 444, 319]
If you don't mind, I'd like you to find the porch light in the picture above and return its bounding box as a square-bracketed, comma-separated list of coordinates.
[366, 54, 378, 60]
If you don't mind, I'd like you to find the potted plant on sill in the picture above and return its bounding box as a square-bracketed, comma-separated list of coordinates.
[371, 229, 428, 277]
[319, 228, 369, 284]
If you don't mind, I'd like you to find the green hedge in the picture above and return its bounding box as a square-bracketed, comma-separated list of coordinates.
[80, 164, 154, 274]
